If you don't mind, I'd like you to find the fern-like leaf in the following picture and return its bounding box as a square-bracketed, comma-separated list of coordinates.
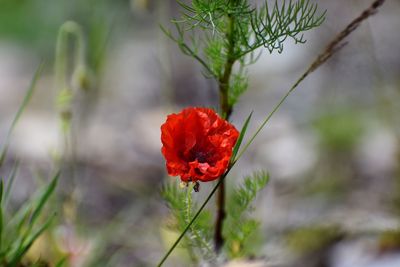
[161, 181, 215, 261]
[245, 0, 326, 55]
[229, 171, 270, 217]
[224, 171, 270, 258]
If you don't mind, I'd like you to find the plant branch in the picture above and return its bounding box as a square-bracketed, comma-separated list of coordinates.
[218, 14, 237, 119]
[160, 25, 216, 78]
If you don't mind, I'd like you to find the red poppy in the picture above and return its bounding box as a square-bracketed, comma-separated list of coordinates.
[161, 107, 239, 182]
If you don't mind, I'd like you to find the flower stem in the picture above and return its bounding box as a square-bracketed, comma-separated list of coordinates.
[214, 174, 226, 252]
[215, 7, 237, 252]
[219, 13, 236, 119]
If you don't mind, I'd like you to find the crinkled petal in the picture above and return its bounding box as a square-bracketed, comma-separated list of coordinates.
[161, 107, 239, 183]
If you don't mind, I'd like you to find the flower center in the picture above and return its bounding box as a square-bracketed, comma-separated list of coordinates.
[187, 149, 209, 163]
[194, 151, 208, 163]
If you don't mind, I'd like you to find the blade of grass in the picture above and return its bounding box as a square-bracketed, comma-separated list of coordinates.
[4, 160, 19, 208]
[15, 171, 60, 262]
[231, 111, 253, 163]
[0, 179, 3, 203]
[9, 213, 55, 267]
[0, 63, 44, 167]
[29, 171, 59, 226]
[0, 180, 3, 252]
[4, 171, 59, 241]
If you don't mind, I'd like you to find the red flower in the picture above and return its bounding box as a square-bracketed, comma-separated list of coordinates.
[161, 107, 239, 182]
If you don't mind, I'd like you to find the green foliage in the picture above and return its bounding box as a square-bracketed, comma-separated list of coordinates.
[251, 0, 326, 54]
[172, 0, 325, 57]
[0, 172, 59, 267]
[162, 181, 215, 262]
[164, 0, 325, 106]
[229, 68, 249, 106]
[0, 64, 60, 266]
[224, 171, 270, 258]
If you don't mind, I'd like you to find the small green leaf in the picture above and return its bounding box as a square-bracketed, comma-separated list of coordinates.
[231, 111, 253, 164]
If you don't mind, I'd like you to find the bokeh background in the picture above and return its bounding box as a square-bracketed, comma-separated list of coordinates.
[0, 0, 400, 266]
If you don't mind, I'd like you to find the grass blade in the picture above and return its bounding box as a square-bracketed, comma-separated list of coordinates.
[9, 213, 55, 267]
[0, 63, 44, 167]
[4, 160, 19, 208]
[231, 111, 253, 164]
[29, 171, 59, 226]
[0, 179, 3, 252]
[0, 179, 3, 204]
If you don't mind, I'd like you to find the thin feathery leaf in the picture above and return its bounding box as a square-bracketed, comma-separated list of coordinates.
[241, 0, 325, 56]
[229, 171, 270, 217]
[184, 184, 214, 259]
[224, 171, 269, 257]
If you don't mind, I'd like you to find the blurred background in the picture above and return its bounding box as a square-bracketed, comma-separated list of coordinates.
[0, 0, 399, 266]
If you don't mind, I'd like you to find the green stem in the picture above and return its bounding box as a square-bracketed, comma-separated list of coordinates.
[233, 80, 300, 163]
[215, 9, 237, 253]
[219, 13, 236, 119]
